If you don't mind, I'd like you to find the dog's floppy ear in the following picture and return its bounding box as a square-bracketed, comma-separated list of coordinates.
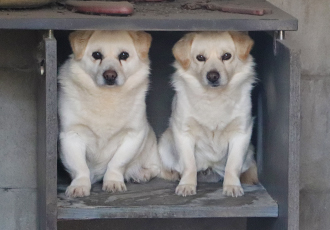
[128, 31, 152, 61]
[69, 30, 94, 60]
[172, 33, 196, 69]
[229, 31, 254, 61]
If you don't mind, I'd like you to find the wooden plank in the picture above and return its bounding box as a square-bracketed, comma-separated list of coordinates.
[57, 179, 278, 219]
[37, 35, 58, 230]
[0, 1, 297, 31]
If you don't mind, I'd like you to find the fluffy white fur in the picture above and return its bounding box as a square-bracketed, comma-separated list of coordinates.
[58, 31, 160, 198]
[158, 31, 258, 197]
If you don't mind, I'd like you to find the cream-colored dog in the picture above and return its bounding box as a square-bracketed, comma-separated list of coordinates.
[158, 31, 258, 197]
[58, 30, 160, 198]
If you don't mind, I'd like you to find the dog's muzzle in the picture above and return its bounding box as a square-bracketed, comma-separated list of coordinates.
[206, 71, 220, 87]
[103, 69, 117, 85]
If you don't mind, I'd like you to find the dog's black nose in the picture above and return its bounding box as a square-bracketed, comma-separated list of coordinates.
[103, 70, 117, 85]
[103, 70, 117, 80]
[206, 71, 220, 84]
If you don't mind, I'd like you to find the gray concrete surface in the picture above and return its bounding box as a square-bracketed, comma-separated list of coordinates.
[269, 0, 330, 76]
[0, 188, 37, 230]
[299, 76, 330, 230]
[300, 76, 330, 191]
[268, 0, 330, 229]
[0, 69, 37, 188]
[300, 190, 330, 230]
[0, 31, 38, 229]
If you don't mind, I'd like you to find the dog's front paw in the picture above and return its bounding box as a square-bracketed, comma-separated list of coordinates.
[223, 185, 244, 197]
[102, 180, 127, 193]
[175, 184, 196, 196]
[65, 185, 91, 198]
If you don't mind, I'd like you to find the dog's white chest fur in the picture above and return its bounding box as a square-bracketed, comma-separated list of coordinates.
[58, 30, 160, 198]
[59, 60, 149, 182]
[158, 31, 258, 197]
[172, 75, 252, 174]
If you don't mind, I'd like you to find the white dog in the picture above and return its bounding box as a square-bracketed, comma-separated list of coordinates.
[58, 30, 160, 198]
[158, 31, 258, 197]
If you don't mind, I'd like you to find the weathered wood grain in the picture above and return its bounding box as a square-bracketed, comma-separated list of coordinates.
[37, 36, 58, 230]
[58, 179, 278, 219]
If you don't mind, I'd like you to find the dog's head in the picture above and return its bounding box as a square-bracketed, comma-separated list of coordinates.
[69, 30, 152, 87]
[172, 31, 254, 88]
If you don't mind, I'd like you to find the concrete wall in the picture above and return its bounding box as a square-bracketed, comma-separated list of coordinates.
[268, 0, 330, 229]
[0, 31, 39, 230]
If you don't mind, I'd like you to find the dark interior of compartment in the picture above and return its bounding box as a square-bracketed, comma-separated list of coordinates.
[55, 31, 282, 229]
[56, 31, 262, 184]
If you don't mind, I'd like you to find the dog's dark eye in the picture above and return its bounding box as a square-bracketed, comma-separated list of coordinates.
[196, 55, 206, 62]
[222, 53, 232, 61]
[118, 52, 129, 61]
[92, 51, 103, 60]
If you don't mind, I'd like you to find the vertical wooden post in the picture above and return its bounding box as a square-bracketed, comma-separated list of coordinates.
[247, 32, 300, 230]
[37, 33, 57, 230]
